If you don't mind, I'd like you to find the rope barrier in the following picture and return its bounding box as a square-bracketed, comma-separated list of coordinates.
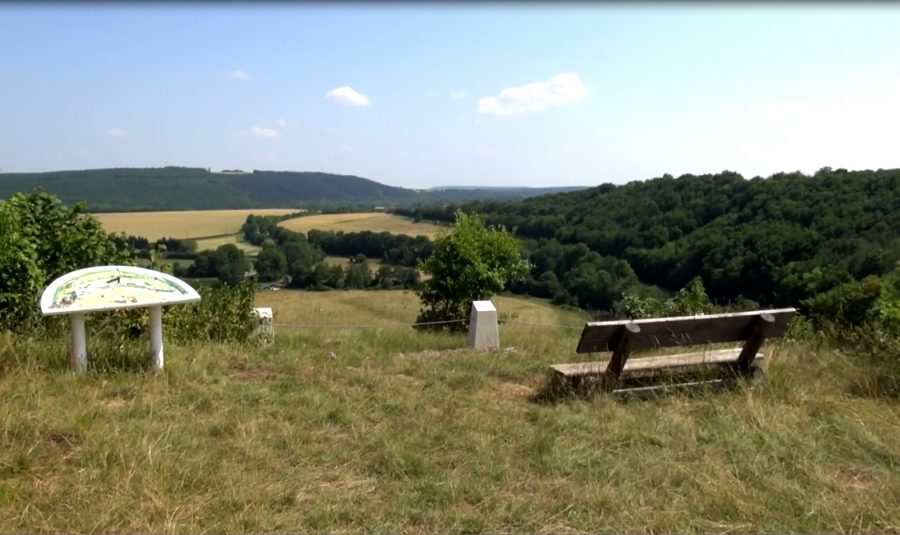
[502, 320, 584, 331]
[274, 318, 468, 330]
[273, 318, 585, 331]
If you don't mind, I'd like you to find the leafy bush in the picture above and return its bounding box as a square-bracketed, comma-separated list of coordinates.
[416, 211, 528, 331]
[804, 263, 900, 397]
[0, 191, 132, 332]
[618, 277, 713, 319]
[165, 281, 258, 343]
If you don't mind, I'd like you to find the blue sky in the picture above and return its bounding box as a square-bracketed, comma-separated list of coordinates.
[2, 3, 900, 188]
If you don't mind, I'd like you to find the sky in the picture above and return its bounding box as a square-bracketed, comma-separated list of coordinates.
[2, 3, 900, 189]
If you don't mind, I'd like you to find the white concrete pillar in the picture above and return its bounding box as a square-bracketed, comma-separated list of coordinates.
[70, 312, 87, 374]
[467, 300, 499, 350]
[149, 305, 164, 370]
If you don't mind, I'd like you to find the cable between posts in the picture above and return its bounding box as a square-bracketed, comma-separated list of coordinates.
[273, 318, 584, 331]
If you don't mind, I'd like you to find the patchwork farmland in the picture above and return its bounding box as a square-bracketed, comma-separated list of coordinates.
[278, 212, 443, 239]
[94, 209, 300, 241]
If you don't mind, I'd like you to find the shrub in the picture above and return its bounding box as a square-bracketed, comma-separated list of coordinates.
[416, 210, 528, 331]
[0, 191, 132, 332]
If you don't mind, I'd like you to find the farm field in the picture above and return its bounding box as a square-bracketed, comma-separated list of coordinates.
[193, 234, 262, 255]
[279, 212, 443, 239]
[94, 208, 299, 240]
[1, 290, 898, 533]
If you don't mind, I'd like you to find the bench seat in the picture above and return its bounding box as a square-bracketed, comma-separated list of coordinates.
[550, 348, 765, 380]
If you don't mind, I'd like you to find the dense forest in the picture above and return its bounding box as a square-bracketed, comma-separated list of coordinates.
[395, 168, 900, 312]
[0, 167, 584, 212]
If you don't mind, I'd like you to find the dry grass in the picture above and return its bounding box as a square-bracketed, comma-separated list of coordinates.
[279, 212, 443, 239]
[95, 209, 299, 240]
[193, 234, 262, 254]
[1, 292, 898, 533]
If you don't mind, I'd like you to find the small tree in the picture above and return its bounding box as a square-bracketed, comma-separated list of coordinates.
[416, 210, 528, 330]
[255, 244, 288, 282]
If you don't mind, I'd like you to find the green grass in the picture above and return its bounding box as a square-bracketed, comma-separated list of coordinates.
[1, 292, 898, 533]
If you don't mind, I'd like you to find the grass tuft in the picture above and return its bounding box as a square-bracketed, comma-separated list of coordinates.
[0, 291, 898, 532]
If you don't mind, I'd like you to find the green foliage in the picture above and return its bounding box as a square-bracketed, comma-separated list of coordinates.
[399, 168, 900, 312]
[165, 281, 258, 343]
[0, 168, 570, 213]
[416, 211, 529, 330]
[806, 263, 900, 340]
[189, 244, 250, 284]
[255, 244, 288, 282]
[0, 192, 132, 331]
[344, 261, 373, 289]
[619, 277, 713, 319]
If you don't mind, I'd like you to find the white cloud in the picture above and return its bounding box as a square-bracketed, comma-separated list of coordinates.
[275, 118, 287, 127]
[107, 128, 127, 138]
[325, 86, 370, 107]
[477, 72, 587, 116]
[719, 77, 900, 177]
[249, 126, 280, 140]
[230, 70, 249, 80]
[450, 91, 467, 99]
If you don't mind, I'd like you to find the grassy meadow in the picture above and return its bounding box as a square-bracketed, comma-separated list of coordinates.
[279, 212, 443, 239]
[1, 290, 898, 533]
[94, 209, 299, 240]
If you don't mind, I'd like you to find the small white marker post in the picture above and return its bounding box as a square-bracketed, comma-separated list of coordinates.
[40, 265, 200, 374]
[467, 300, 499, 350]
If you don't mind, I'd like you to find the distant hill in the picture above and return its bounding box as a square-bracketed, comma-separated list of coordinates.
[425, 185, 586, 202]
[0, 167, 587, 212]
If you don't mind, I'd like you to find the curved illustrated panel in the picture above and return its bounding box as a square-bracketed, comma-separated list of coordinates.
[40, 265, 201, 316]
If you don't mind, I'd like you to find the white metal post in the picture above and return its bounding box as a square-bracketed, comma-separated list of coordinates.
[149, 305, 164, 370]
[70, 312, 87, 373]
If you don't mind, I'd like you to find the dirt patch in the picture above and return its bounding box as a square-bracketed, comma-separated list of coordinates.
[294, 465, 377, 505]
[478, 381, 534, 402]
[103, 399, 127, 410]
[230, 363, 289, 382]
[44, 429, 82, 450]
[826, 465, 874, 492]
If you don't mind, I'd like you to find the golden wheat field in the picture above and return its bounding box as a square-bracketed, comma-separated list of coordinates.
[279, 212, 443, 238]
[94, 209, 299, 240]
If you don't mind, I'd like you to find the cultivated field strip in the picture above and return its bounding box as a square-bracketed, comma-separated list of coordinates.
[94, 208, 299, 240]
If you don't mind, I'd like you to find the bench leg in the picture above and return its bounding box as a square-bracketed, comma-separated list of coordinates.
[737, 313, 774, 374]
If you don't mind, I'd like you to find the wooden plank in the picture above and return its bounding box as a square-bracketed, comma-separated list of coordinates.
[550, 348, 765, 379]
[576, 308, 796, 353]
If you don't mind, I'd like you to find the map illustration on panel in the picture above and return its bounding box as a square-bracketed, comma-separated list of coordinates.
[40, 265, 201, 315]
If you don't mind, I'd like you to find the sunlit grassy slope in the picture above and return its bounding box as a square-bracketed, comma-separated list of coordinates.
[1, 290, 898, 533]
[95, 208, 298, 240]
[278, 212, 443, 239]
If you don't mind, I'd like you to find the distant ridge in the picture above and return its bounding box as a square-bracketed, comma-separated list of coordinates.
[0, 166, 581, 211]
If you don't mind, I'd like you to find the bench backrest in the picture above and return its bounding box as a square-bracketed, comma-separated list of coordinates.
[576, 308, 797, 354]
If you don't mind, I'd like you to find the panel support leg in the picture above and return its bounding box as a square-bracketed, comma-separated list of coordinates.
[149, 305, 164, 370]
[70, 312, 87, 374]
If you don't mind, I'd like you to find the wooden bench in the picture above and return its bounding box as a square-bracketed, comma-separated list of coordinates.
[550, 308, 797, 395]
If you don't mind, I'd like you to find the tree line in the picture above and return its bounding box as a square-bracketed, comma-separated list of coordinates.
[394, 168, 900, 313]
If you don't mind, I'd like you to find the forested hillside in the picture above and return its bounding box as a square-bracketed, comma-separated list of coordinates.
[0, 167, 584, 211]
[395, 168, 900, 311]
